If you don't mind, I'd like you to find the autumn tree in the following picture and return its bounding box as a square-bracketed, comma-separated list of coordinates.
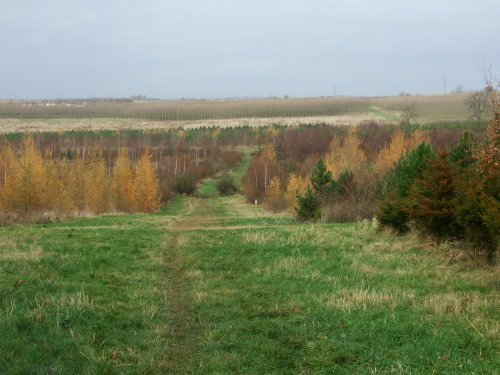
[112, 148, 136, 212]
[2, 137, 49, 217]
[265, 175, 284, 212]
[244, 145, 280, 203]
[324, 127, 367, 180]
[134, 151, 161, 213]
[284, 173, 309, 212]
[83, 151, 109, 214]
[374, 129, 430, 177]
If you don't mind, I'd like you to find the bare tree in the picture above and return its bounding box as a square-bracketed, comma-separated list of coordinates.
[466, 90, 488, 121]
[400, 105, 417, 125]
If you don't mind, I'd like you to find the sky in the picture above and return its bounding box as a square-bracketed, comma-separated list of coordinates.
[1, 0, 499, 99]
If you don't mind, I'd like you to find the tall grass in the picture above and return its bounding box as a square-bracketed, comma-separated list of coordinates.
[372, 93, 469, 122]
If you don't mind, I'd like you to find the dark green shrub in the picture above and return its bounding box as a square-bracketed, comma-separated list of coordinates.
[377, 197, 410, 233]
[387, 143, 437, 198]
[173, 175, 197, 195]
[408, 152, 462, 240]
[216, 174, 238, 196]
[454, 168, 499, 262]
[448, 131, 476, 169]
[296, 186, 318, 222]
[377, 143, 436, 233]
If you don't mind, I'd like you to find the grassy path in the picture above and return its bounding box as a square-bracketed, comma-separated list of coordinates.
[162, 183, 499, 373]
[0, 161, 498, 373]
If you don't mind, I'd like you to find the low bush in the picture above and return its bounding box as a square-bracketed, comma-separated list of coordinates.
[173, 175, 197, 195]
[216, 174, 239, 196]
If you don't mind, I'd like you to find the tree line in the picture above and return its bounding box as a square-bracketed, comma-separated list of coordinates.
[0, 137, 161, 221]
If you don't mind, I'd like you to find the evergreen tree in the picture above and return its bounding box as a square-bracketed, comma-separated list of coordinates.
[408, 152, 462, 240]
[448, 131, 476, 169]
[377, 143, 436, 233]
[310, 158, 333, 202]
[295, 185, 318, 222]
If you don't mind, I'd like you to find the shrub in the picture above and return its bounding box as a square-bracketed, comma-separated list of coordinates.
[376, 143, 436, 233]
[454, 168, 499, 262]
[386, 143, 437, 198]
[217, 174, 238, 196]
[173, 174, 197, 195]
[296, 186, 318, 222]
[407, 152, 462, 240]
[448, 131, 476, 169]
[377, 196, 410, 233]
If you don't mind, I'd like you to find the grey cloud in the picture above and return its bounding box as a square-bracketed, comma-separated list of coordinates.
[0, 0, 498, 99]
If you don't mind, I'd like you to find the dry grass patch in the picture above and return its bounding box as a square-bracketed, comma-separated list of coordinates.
[320, 288, 416, 312]
[423, 292, 497, 316]
[0, 238, 43, 262]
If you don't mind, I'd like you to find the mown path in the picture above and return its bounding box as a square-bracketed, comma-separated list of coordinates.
[162, 191, 291, 373]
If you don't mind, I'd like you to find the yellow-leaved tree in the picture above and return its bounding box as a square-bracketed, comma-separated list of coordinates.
[134, 152, 161, 213]
[0, 144, 18, 211]
[112, 149, 136, 212]
[374, 129, 430, 177]
[324, 127, 367, 179]
[265, 175, 284, 211]
[284, 173, 309, 212]
[4, 137, 48, 217]
[83, 151, 109, 214]
[44, 152, 75, 217]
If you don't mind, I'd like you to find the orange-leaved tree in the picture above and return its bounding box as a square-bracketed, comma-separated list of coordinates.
[324, 127, 367, 180]
[3, 136, 49, 217]
[112, 148, 136, 212]
[134, 151, 161, 213]
[83, 151, 109, 214]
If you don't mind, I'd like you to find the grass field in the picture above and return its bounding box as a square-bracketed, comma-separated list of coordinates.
[1, 171, 498, 373]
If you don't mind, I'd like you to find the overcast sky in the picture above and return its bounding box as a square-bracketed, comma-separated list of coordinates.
[1, 0, 499, 99]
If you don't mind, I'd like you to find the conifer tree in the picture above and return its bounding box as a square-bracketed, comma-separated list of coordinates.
[112, 149, 136, 212]
[0, 144, 17, 210]
[134, 151, 161, 213]
[296, 185, 318, 222]
[6, 136, 48, 217]
[408, 152, 462, 240]
[84, 151, 109, 214]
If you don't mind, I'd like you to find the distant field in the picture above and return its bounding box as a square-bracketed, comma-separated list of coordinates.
[0, 93, 474, 133]
[373, 93, 470, 123]
[0, 114, 390, 134]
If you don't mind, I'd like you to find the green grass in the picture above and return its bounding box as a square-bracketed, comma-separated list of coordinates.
[197, 147, 253, 198]
[175, 213, 499, 374]
[0, 205, 183, 374]
[197, 178, 218, 198]
[0, 190, 498, 373]
[369, 106, 400, 122]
